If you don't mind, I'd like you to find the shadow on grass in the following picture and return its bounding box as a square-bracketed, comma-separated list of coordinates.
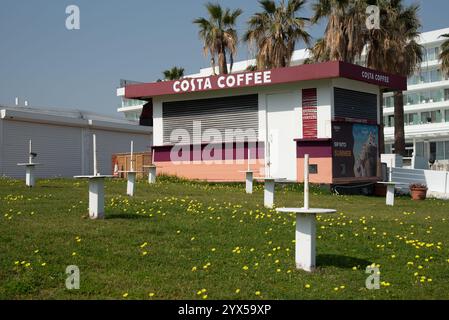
[106, 213, 149, 220]
[317, 254, 371, 269]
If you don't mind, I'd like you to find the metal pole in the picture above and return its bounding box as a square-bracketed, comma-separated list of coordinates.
[29, 140, 32, 164]
[247, 147, 251, 171]
[130, 141, 134, 171]
[304, 154, 310, 210]
[93, 134, 98, 176]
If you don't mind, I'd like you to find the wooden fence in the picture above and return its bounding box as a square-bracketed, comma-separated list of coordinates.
[112, 152, 152, 179]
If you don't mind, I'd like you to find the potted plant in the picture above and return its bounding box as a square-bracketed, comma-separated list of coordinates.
[410, 183, 428, 201]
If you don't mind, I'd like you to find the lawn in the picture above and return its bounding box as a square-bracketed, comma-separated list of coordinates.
[0, 176, 448, 300]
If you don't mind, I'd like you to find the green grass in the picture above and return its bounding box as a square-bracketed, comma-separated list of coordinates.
[1, 176, 449, 300]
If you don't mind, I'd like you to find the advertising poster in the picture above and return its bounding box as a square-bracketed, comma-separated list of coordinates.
[332, 123, 379, 179]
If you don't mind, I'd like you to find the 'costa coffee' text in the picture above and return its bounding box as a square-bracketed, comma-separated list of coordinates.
[173, 71, 272, 93]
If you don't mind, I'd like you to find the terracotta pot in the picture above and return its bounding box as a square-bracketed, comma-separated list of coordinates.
[410, 187, 428, 201]
[374, 184, 387, 197]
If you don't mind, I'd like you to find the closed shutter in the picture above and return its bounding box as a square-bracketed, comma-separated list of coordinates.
[163, 94, 258, 144]
[2, 120, 82, 178]
[334, 87, 377, 122]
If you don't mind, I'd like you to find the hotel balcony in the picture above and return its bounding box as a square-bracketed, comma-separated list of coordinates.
[384, 121, 449, 142]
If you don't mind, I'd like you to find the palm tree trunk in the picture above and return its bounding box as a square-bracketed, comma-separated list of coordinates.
[218, 48, 228, 74]
[393, 91, 406, 156]
[210, 57, 217, 76]
[378, 88, 385, 154]
[377, 88, 385, 179]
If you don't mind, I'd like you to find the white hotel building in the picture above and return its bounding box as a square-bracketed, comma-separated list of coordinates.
[118, 27, 449, 169]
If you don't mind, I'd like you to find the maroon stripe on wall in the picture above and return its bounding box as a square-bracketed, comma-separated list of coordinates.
[154, 142, 265, 162]
[296, 139, 332, 158]
[302, 88, 318, 139]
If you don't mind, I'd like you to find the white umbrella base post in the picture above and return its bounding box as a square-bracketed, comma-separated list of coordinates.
[127, 172, 137, 197]
[148, 167, 157, 184]
[245, 171, 253, 194]
[264, 179, 275, 208]
[277, 208, 336, 272]
[25, 166, 35, 187]
[296, 213, 317, 272]
[386, 185, 395, 206]
[88, 179, 105, 220]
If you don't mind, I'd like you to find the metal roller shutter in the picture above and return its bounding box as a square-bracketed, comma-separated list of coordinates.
[2, 120, 82, 178]
[163, 94, 258, 144]
[334, 87, 377, 122]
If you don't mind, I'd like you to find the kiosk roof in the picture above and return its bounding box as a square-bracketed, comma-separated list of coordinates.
[125, 61, 407, 100]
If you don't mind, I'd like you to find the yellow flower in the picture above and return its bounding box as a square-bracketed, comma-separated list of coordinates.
[243, 266, 249, 271]
[235, 289, 241, 294]
[192, 266, 197, 272]
[122, 293, 129, 298]
[202, 295, 208, 300]
[255, 291, 261, 296]
[72, 252, 77, 256]
[305, 284, 311, 289]
[149, 293, 155, 298]
[140, 242, 148, 248]
[142, 251, 148, 256]
[352, 266, 357, 271]
[41, 263, 47, 267]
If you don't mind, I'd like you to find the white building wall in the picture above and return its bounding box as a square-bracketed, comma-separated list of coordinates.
[0, 119, 152, 178]
[89, 129, 151, 175]
[1, 120, 82, 178]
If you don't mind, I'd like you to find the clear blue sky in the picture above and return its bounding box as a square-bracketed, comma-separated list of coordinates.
[1, 0, 448, 116]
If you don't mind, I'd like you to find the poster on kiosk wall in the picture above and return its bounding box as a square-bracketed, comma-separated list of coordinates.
[332, 123, 379, 179]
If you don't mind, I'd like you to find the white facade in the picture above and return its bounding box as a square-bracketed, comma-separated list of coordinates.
[0, 106, 152, 178]
[383, 27, 449, 168]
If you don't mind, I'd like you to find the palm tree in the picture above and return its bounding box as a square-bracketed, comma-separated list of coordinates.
[163, 67, 185, 80]
[309, 0, 366, 63]
[244, 0, 311, 70]
[365, 0, 423, 156]
[440, 34, 449, 76]
[194, 3, 242, 75]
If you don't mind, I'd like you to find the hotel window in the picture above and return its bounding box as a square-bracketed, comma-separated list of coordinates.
[436, 142, 445, 160]
[430, 69, 442, 83]
[408, 74, 420, 85]
[419, 92, 430, 104]
[430, 89, 444, 103]
[406, 92, 419, 105]
[386, 115, 394, 127]
[445, 89, 449, 101]
[384, 96, 394, 108]
[446, 142, 449, 160]
[421, 110, 442, 123]
[415, 142, 425, 157]
[406, 113, 419, 125]
[445, 110, 449, 122]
